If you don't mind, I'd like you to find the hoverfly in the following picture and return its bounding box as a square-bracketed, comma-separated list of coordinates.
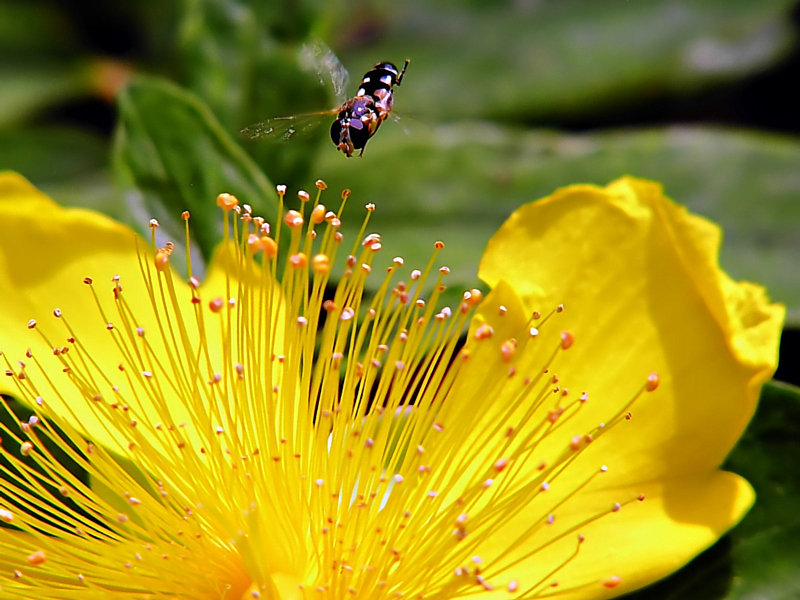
[241, 59, 409, 157]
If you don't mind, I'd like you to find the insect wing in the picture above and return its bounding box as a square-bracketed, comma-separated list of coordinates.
[240, 111, 337, 142]
[299, 40, 350, 105]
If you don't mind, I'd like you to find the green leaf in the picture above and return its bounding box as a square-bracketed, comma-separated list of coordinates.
[178, 0, 330, 188]
[341, 0, 797, 121]
[619, 381, 800, 599]
[316, 123, 800, 323]
[0, 128, 106, 182]
[0, 64, 88, 126]
[113, 76, 277, 268]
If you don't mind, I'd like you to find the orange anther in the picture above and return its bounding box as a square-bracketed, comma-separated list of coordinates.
[602, 576, 621, 589]
[311, 204, 326, 224]
[216, 193, 239, 210]
[500, 339, 517, 362]
[208, 298, 225, 313]
[261, 236, 278, 259]
[474, 324, 494, 340]
[284, 210, 303, 228]
[560, 331, 574, 350]
[290, 253, 308, 269]
[646, 372, 660, 391]
[27, 550, 46, 565]
[312, 254, 331, 274]
[315, 180, 327, 190]
[154, 250, 170, 271]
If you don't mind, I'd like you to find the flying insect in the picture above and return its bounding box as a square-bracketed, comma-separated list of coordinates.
[241, 60, 409, 157]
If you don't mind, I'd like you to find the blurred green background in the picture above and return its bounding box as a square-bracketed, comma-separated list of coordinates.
[1, 1, 799, 597]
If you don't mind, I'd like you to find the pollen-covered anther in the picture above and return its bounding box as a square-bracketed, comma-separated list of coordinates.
[216, 193, 239, 210]
[362, 233, 381, 248]
[208, 298, 225, 314]
[493, 458, 510, 473]
[477, 575, 493, 591]
[284, 210, 304, 228]
[20, 441, 33, 456]
[0, 508, 13, 523]
[560, 330, 575, 350]
[27, 550, 46, 565]
[570, 435, 582, 451]
[500, 339, 517, 362]
[310, 204, 326, 224]
[462, 288, 483, 307]
[312, 254, 330, 274]
[181, 210, 190, 220]
[439, 266, 450, 275]
[276, 184, 287, 195]
[603, 576, 622, 589]
[547, 407, 563, 423]
[154, 249, 170, 271]
[475, 324, 494, 340]
[556, 304, 564, 313]
[290, 253, 308, 269]
[261, 236, 278, 258]
[646, 372, 660, 391]
[297, 190, 310, 202]
[246, 234, 261, 253]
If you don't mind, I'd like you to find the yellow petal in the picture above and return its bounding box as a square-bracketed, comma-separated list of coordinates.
[0, 173, 262, 455]
[467, 176, 783, 595]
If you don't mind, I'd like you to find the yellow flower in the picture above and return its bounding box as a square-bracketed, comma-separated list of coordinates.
[0, 172, 783, 600]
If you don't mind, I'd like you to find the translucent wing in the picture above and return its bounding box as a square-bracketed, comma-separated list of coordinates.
[240, 110, 338, 142]
[299, 40, 351, 105]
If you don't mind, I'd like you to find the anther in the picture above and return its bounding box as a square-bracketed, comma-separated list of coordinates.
[284, 210, 304, 228]
[298, 190, 310, 202]
[501, 339, 517, 362]
[475, 324, 493, 340]
[434, 241, 444, 250]
[261, 237, 278, 258]
[276, 184, 287, 195]
[646, 372, 660, 391]
[27, 320, 36, 329]
[209, 298, 224, 313]
[315, 179, 327, 190]
[602, 576, 621, 588]
[312, 254, 330, 274]
[556, 304, 564, 313]
[149, 219, 159, 228]
[154, 250, 170, 271]
[216, 193, 239, 210]
[494, 458, 509, 473]
[181, 211, 190, 220]
[366, 203, 375, 211]
[289, 253, 308, 268]
[311, 204, 326, 224]
[560, 331, 574, 350]
[27, 550, 46, 565]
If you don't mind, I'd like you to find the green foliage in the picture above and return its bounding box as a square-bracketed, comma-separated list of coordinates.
[113, 76, 276, 268]
[319, 124, 800, 323]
